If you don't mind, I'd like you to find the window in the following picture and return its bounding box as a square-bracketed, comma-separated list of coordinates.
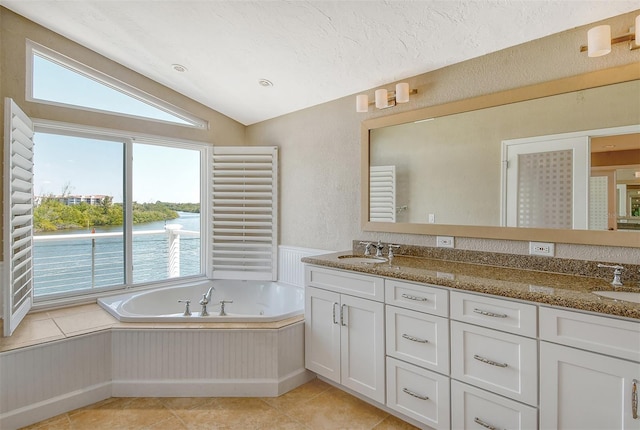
[27, 40, 208, 128]
[31, 129, 205, 298]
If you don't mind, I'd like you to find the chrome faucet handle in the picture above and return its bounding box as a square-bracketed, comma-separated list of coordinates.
[359, 241, 373, 256]
[219, 300, 233, 316]
[178, 299, 192, 316]
[388, 244, 400, 259]
[374, 240, 385, 258]
[597, 264, 625, 287]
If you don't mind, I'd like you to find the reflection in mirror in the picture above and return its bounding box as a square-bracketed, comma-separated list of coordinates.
[369, 80, 640, 232]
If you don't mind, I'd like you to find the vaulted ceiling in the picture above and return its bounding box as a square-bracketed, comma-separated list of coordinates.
[1, 1, 638, 125]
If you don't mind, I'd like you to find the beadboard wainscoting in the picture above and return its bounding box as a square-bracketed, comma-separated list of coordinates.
[0, 322, 310, 430]
[0, 332, 113, 430]
[111, 323, 310, 397]
[278, 245, 332, 287]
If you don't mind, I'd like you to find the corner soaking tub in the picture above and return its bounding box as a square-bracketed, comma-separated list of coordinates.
[98, 279, 304, 322]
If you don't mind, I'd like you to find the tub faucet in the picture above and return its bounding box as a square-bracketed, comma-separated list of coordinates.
[199, 286, 215, 316]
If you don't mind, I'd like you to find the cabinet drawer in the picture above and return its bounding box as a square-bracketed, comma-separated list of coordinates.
[540, 306, 640, 362]
[384, 279, 448, 317]
[386, 305, 449, 374]
[450, 291, 537, 337]
[305, 265, 384, 301]
[386, 357, 450, 430]
[451, 380, 538, 430]
[451, 321, 538, 405]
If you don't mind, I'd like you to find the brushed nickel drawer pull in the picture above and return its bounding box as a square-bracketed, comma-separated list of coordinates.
[473, 308, 508, 318]
[402, 334, 429, 343]
[332, 302, 339, 325]
[402, 387, 429, 400]
[633, 379, 638, 419]
[402, 293, 428, 302]
[474, 354, 508, 368]
[474, 417, 497, 430]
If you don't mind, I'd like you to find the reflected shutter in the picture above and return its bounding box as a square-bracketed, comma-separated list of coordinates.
[211, 146, 278, 280]
[369, 165, 396, 222]
[3, 98, 35, 336]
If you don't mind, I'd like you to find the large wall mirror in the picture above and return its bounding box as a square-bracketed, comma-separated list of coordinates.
[361, 64, 640, 247]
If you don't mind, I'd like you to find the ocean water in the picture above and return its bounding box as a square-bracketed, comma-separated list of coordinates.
[33, 212, 201, 297]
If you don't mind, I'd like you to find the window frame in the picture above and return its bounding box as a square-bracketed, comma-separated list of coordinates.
[30, 119, 211, 308]
[25, 40, 209, 130]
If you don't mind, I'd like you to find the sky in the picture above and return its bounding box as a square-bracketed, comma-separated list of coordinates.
[32, 52, 201, 204]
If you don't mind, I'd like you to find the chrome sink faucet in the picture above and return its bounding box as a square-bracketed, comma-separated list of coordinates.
[359, 241, 373, 256]
[374, 240, 385, 257]
[598, 264, 625, 287]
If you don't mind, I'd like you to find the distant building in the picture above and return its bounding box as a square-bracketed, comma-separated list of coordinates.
[35, 194, 111, 206]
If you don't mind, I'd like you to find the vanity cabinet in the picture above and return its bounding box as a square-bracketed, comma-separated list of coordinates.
[304, 267, 385, 403]
[539, 307, 640, 429]
[385, 279, 450, 429]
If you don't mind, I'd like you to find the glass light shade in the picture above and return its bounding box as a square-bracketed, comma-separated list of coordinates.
[395, 83, 410, 103]
[587, 25, 611, 57]
[375, 89, 388, 109]
[356, 94, 369, 112]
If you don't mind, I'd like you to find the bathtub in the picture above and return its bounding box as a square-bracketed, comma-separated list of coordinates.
[98, 279, 304, 322]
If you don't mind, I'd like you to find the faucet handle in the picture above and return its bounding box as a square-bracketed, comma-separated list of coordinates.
[178, 299, 192, 316]
[597, 264, 625, 286]
[359, 241, 373, 256]
[388, 244, 400, 259]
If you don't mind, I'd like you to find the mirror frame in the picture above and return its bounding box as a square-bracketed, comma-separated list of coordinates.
[361, 63, 640, 247]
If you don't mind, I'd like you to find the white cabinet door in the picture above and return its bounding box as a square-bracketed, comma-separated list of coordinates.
[305, 286, 341, 383]
[540, 341, 640, 430]
[341, 294, 385, 403]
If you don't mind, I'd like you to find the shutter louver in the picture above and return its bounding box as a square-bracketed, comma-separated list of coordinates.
[212, 147, 278, 281]
[369, 166, 396, 222]
[3, 99, 35, 336]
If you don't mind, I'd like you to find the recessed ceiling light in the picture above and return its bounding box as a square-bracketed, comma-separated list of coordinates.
[172, 64, 187, 72]
[258, 79, 273, 87]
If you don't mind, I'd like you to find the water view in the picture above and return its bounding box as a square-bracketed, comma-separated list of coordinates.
[33, 212, 201, 297]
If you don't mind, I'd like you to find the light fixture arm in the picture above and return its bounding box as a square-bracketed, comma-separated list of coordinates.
[580, 31, 639, 54]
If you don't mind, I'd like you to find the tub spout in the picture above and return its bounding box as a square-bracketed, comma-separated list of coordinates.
[199, 286, 215, 316]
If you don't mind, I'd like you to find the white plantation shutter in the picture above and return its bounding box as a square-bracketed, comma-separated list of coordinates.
[369, 165, 396, 222]
[212, 146, 278, 280]
[3, 99, 35, 336]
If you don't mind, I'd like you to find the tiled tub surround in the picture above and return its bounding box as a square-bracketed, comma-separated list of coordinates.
[302, 244, 640, 320]
[0, 305, 310, 430]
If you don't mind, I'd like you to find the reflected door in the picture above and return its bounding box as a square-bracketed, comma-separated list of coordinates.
[503, 136, 589, 229]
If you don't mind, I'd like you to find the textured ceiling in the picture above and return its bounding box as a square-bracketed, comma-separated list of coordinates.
[1, 1, 638, 125]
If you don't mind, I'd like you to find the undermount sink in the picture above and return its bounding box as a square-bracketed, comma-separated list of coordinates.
[592, 291, 640, 304]
[337, 255, 388, 264]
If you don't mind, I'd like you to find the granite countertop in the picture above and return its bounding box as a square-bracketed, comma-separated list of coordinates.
[301, 251, 640, 320]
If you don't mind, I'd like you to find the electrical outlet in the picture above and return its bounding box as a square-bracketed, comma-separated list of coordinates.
[436, 236, 454, 248]
[428, 213, 435, 223]
[529, 241, 555, 257]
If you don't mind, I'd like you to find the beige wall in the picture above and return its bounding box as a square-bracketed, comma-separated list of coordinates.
[246, 10, 640, 264]
[0, 7, 246, 260]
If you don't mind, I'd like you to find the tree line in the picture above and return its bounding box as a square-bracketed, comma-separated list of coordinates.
[34, 198, 199, 232]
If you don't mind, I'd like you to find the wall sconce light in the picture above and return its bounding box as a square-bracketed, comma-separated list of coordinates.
[356, 83, 417, 113]
[581, 16, 640, 57]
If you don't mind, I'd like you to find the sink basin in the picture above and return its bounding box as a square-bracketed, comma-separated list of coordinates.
[337, 255, 387, 264]
[592, 291, 640, 304]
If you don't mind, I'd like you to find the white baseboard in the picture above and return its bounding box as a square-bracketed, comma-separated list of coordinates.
[112, 369, 314, 398]
[0, 382, 111, 430]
